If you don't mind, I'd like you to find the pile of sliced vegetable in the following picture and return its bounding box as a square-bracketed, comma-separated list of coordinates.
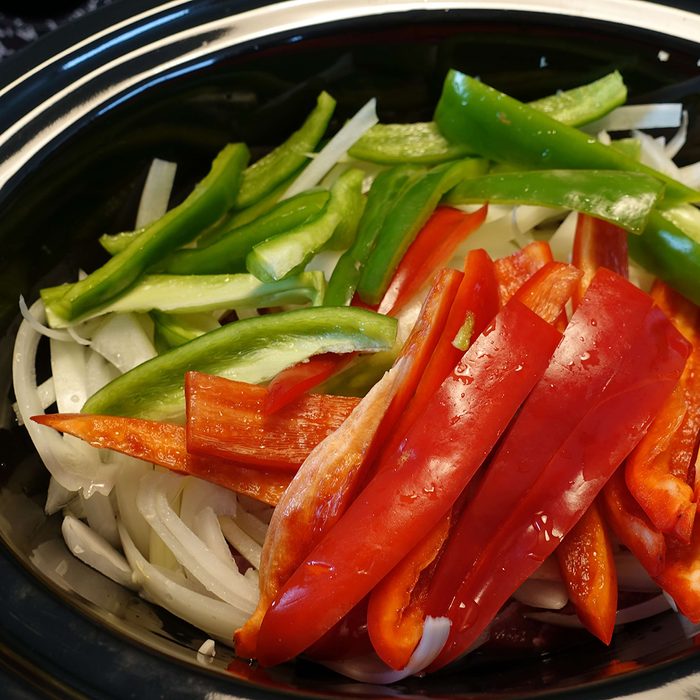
[13, 67, 700, 683]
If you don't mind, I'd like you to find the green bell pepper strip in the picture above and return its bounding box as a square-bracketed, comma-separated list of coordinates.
[357, 157, 489, 305]
[347, 71, 627, 166]
[446, 169, 663, 235]
[628, 210, 700, 306]
[527, 70, 627, 126]
[45, 143, 250, 324]
[246, 168, 365, 282]
[348, 122, 473, 165]
[81, 306, 397, 421]
[152, 311, 220, 350]
[325, 165, 425, 306]
[42, 271, 326, 327]
[235, 91, 336, 209]
[99, 228, 143, 256]
[163, 190, 330, 275]
[434, 70, 699, 204]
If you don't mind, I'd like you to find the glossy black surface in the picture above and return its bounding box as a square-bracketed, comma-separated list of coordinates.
[1, 1, 700, 697]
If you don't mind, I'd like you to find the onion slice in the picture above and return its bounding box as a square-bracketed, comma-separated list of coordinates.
[323, 616, 451, 684]
[284, 98, 378, 198]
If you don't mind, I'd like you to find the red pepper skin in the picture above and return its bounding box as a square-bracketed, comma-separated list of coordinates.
[625, 280, 700, 543]
[601, 468, 666, 577]
[511, 261, 582, 329]
[555, 502, 618, 644]
[380, 250, 499, 461]
[255, 300, 562, 667]
[378, 205, 488, 315]
[263, 353, 355, 414]
[234, 270, 461, 659]
[494, 240, 554, 306]
[368, 268, 464, 464]
[424, 269, 655, 622]
[366, 514, 452, 669]
[572, 213, 629, 308]
[32, 413, 289, 505]
[656, 520, 700, 622]
[429, 300, 689, 671]
[185, 372, 358, 470]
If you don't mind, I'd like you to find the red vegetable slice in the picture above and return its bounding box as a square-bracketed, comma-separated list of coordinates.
[380, 249, 499, 461]
[656, 521, 700, 622]
[378, 205, 488, 315]
[255, 300, 562, 667]
[494, 240, 554, 306]
[234, 269, 461, 659]
[263, 353, 355, 414]
[429, 296, 689, 670]
[555, 502, 618, 644]
[32, 413, 289, 505]
[185, 372, 358, 471]
[571, 213, 629, 308]
[625, 280, 700, 543]
[423, 269, 654, 626]
[366, 514, 452, 669]
[511, 261, 582, 329]
[601, 468, 666, 577]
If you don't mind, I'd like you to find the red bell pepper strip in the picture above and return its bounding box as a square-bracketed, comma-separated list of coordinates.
[185, 372, 358, 471]
[366, 513, 452, 670]
[601, 468, 666, 577]
[234, 269, 461, 659]
[255, 300, 562, 667]
[377, 205, 488, 315]
[511, 261, 582, 329]
[494, 240, 554, 306]
[423, 269, 654, 625]
[262, 353, 355, 414]
[571, 213, 629, 309]
[656, 521, 700, 622]
[380, 249, 499, 461]
[555, 502, 618, 644]
[625, 280, 700, 543]
[31, 413, 290, 505]
[429, 299, 689, 671]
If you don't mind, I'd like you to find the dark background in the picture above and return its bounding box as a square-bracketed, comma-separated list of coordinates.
[0, 0, 114, 59]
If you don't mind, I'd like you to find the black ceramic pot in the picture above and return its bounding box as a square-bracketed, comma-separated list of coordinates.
[1, 1, 700, 697]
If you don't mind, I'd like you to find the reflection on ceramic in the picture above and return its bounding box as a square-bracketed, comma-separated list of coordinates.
[2, 0, 700, 697]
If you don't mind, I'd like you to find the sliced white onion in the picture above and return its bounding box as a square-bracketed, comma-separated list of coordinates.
[12, 376, 55, 425]
[179, 478, 239, 570]
[196, 639, 217, 665]
[234, 507, 270, 546]
[113, 455, 153, 557]
[85, 349, 121, 397]
[513, 205, 566, 236]
[323, 616, 451, 684]
[45, 476, 76, 515]
[219, 515, 262, 569]
[583, 103, 683, 133]
[633, 129, 682, 178]
[527, 593, 670, 628]
[81, 491, 120, 549]
[49, 338, 88, 413]
[666, 110, 688, 159]
[678, 161, 700, 189]
[284, 98, 378, 199]
[18, 296, 73, 342]
[135, 158, 177, 229]
[615, 551, 660, 592]
[62, 514, 135, 589]
[13, 302, 115, 495]
[513, 578, 568, 610]
[90, 313, 157, 372]
[119, 523, 247, 642]
[136, 471, 257, 611]
[547, 210, 578, 263]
